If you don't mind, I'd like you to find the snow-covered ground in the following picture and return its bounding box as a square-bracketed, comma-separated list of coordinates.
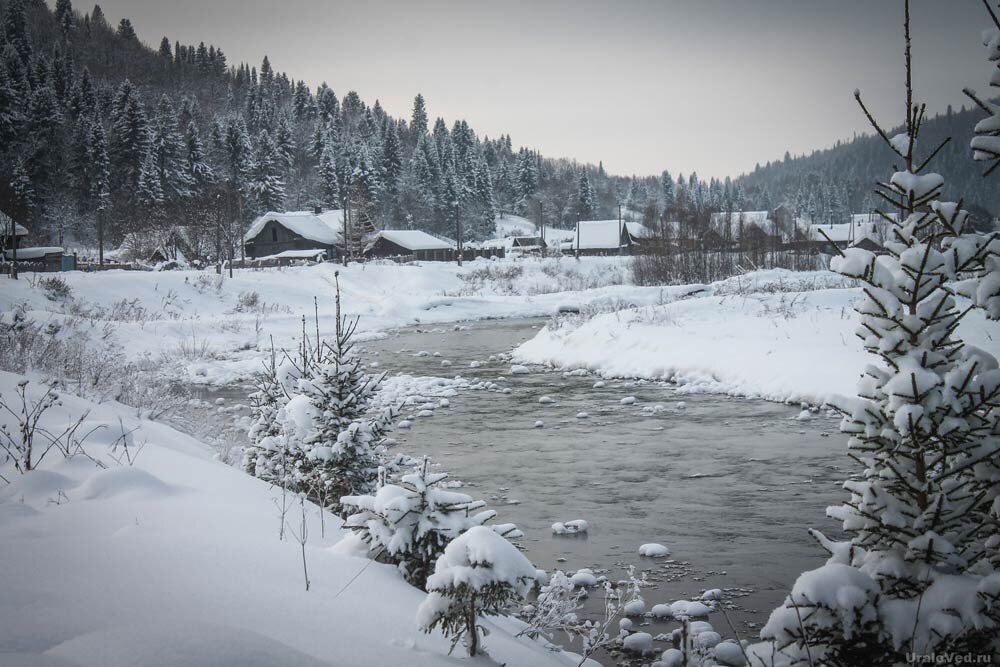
[0, 257, 646, 385]
[513, 269, 1000, 406]
[0, 371, 591, 667]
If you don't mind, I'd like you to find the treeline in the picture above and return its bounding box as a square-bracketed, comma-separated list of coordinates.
[1, 0, 994, 263]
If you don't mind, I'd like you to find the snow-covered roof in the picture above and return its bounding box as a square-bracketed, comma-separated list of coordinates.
[624, 222, 650, 239]
[573, 220, 626, 250]
[850, 212, 899, 225]
[244, 210, 345, 245]
[372, 229, 453, 251]
[0, 212, 28, 236]
[256, 248, 328, 261]
[4, 246, 64, 260]
[804, 221, 879, 244]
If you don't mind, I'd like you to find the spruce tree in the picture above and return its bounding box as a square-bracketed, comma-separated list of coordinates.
[247, 129, 285, 213]
[342, 457, 520, 588]
[416, 526, 537, 657]
[756, 4, 1000, 663]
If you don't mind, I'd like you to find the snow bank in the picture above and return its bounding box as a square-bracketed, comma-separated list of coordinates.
[514, 270, 1000, 406]
[0, 371, 583, 667]
[0, 257, 652, 386]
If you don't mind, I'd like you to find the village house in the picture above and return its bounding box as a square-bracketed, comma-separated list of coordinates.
[562, 219, 649, 256]
[1, 212, 28, 251]
[244, 209, 345, 260]
[364, 229, 455, 261]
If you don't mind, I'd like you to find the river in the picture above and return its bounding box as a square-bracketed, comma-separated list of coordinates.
[191, 316, 848, 662]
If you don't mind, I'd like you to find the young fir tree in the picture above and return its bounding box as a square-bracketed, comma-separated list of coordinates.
[416, 525, 537, 657]
[341, 457, 522, 588]
[241, 342, 287, 482]
[755, 4, 1000, 664]
[249, 275, 392, 514]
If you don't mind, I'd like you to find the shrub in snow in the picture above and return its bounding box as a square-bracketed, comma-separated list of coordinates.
[751, 8, 1000, 664]
[416, 525, 536, 656]
[341, 457, 520, 588]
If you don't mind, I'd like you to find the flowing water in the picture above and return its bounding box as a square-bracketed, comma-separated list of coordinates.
[190, 316, 849, 662]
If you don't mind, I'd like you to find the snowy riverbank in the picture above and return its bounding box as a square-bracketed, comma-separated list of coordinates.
[0, 370, 592, 667]
[513, 269, 1000, 406]
[1, 256, 661, 385]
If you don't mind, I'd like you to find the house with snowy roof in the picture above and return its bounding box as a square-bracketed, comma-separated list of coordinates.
[364, 229, 456, 261]
[707, 211, 791, 249]
[563, 220, 649, 256]
[794, 216, 884, 254]
[1, 211, 28, 251]
[243, 209, 345, 260]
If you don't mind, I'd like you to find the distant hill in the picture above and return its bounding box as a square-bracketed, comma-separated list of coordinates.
[735, 104, 998, 227]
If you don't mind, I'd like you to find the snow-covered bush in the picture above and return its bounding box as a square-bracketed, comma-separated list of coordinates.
[341, 457, 520, 588]
[752, 5, 1000, 664]
[416, 525, 537, 656]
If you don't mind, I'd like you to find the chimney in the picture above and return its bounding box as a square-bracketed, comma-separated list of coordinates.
[313, 205, 323, 215]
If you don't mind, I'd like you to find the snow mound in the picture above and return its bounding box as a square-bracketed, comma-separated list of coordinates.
[77, 467, 181, 500]
[551, 519, 589, 535]
[622, 632, 653, 652]
[570, 569, 598, 587]
[47, 621, 331, 667]
[638, 543, 670, 557]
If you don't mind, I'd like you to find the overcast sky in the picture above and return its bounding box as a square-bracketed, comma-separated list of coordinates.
[86, 0, 992, 180]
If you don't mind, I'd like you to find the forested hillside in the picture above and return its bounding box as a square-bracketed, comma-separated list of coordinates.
[735, 102, 999, 230]
[0, 0, 995, 261]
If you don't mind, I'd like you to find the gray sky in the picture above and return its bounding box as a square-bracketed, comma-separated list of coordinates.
[87, 0, 992, 179]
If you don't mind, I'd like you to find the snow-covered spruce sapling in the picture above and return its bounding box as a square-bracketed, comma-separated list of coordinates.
[416, 525, 537, 657]
[242, 338, 286, 482]
[754, 3, 1000, 664]
[341, 456, 522, 588]
[244, 274, 393, 516]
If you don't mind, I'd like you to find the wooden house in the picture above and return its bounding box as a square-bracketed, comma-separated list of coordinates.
[244, 209, 345, 260]
[365, 230, 455, 261]
[564, 220, 649, 256]
[1, 212, 28, 251]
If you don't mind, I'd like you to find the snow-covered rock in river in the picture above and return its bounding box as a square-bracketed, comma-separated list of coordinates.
[620, 396, 636, 405]
[552, 519, 589, 535]
[622, 632, 653, 653]
[639, 543, 671, 557]
[510, 364, 530, 375]
[569, 569, 598, 587]
[538, 395, 555, 404]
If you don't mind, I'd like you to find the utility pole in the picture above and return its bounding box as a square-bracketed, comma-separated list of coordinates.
[342, 192, 350, 267]
[618, 202, 623, 255]
[537, 198, 545, 258]
[8, 215, 17, 279]
[455, 201, 463, 267]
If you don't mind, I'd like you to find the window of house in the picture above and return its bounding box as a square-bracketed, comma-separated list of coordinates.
[271, 227, 278, 242]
